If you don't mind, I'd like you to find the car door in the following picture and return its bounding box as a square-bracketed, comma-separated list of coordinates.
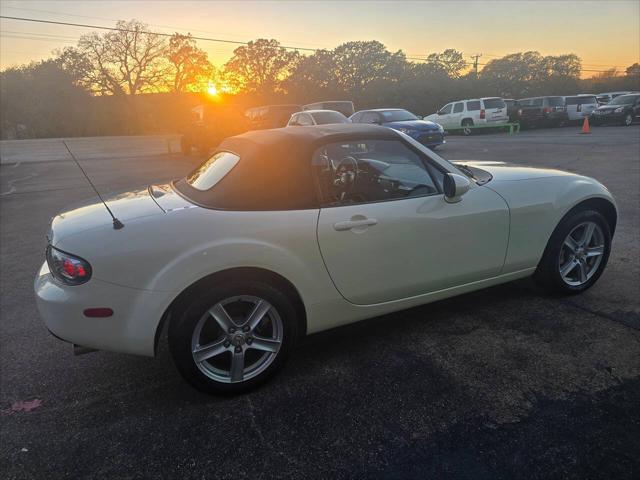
[314, 137, 510, 305]
[451, 102, 465, 126]
[437, 103, 454, 128]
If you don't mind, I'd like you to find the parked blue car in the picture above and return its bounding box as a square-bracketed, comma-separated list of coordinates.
[350, 108, 445, 148]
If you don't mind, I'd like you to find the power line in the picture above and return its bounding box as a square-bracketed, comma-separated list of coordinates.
[1, 6, 335, 50]
[0, 15, 319, 52]
[0, 15, 629, 73]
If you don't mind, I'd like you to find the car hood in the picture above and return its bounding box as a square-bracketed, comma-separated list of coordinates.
[384, 120, 440, 130]
[49, 183, 193, 243]
[452, 161, 576, 182]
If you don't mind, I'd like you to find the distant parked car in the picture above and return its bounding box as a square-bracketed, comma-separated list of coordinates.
[351, 108, 445, 148]
[564, 95, 599, 123]
[245, 104, 301, 130]
[516, 96, 567, 128]
[595, 91, 634, 105]
[303, 101, 355, 117]
[590, 93, 640, 126]
[180, 104, 249, 157]
[424, 98, 508, 135]
[288, 110, 350, 126]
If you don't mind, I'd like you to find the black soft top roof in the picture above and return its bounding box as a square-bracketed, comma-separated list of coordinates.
[175, 124, 399, 210]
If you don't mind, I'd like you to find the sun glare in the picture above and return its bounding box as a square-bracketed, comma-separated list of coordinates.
[207, 84, 218, 96]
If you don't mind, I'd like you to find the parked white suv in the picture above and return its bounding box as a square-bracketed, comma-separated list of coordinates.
[564, 95, 598, 122]
[424, 97, 508, 135]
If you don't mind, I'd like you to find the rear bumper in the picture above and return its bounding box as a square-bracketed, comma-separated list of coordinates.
[34, 262, 172, 357]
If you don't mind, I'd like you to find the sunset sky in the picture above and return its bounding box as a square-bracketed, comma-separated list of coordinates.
[1, 0, 639, 76]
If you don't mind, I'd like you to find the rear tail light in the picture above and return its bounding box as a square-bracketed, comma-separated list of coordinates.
[518, 109, 522, 116]
[46, 246, 92, 285]
[543, 106, 551, 114]
[479, 109, 486, 119]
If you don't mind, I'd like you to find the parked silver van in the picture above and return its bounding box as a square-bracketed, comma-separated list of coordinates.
[564, 95, 598, 122]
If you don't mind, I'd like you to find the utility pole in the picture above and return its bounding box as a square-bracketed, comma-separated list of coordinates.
[471, 53, 482, 77]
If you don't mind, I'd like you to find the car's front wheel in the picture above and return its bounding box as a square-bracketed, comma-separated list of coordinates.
[623, 113, 633, 126]
[461, 119, 474, 136]
[169, 280, 299, 395]
[534, 209, 611, 294]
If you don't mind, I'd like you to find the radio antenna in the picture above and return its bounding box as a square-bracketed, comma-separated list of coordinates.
[62, 140, 124, 230]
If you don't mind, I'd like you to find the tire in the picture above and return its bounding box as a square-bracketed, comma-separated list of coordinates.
[624, 113, 633, 126]
[534, 209, 611, 295]
[180, 137, 191, 156]
[461, 119, 474, 136]
[169, 280, 299, 395]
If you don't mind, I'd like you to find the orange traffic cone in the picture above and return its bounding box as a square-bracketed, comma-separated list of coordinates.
[581, 116, 591, 134]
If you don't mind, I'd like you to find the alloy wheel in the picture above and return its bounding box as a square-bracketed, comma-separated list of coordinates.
[558, 221, 605, 286]
[191, 295, 283, 383]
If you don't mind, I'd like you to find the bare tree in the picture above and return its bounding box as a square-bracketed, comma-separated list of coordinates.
[59, 20, 168, 95]
[166, 33, 214, 92]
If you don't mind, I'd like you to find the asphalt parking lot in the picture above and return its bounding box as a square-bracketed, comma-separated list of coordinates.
[1, 125, 639, 479]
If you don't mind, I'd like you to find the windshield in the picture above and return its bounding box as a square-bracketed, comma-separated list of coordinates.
[310, 111, 349, 124]
[186, 151, 240, 191]
[380, 110, 419, 122]
[609, 94, 639, 105]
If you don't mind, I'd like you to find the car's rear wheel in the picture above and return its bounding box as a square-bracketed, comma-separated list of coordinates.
[169, 280, 298, 395]
[624, 113, 633, 126]
[534, 209, 611, 295]
[461, 119, 474, 136]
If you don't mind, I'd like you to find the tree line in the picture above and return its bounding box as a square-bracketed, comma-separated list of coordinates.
[1, 19, 639, 139]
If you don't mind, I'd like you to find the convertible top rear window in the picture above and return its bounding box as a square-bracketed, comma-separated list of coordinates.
[187, 152, 240, 191]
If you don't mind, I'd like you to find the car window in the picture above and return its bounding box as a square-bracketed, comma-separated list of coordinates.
[186, 151, 240, 191]
[288, 113, 300, 125]
[466, 100, 481, 111]
[297, 113, 314, 126]
[518, 99, 531, 106]
[531, 98, 543, 107]
[566, 96, 597, 105]
[439, 104, 453, 115]
[311, 111, 349, 124]
[482, 98, 506, 109]
[453, 102, 464, 113]
[380, 110, 419, 122]
[361, 112, 381, 124]
[312, 140, 439, 207]
[609, 94, 640, 105]
[546, 97, 565, 106]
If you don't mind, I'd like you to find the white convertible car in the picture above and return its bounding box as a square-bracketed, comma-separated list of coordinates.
[35, 125, 616, 394]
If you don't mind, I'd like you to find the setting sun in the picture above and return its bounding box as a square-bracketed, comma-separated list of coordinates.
[207, 83, 218, 96]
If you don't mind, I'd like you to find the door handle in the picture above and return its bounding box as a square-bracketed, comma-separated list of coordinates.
[334, 217, 378, 231]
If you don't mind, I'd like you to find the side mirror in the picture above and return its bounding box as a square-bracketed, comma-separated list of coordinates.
[443, 173, 471, 203]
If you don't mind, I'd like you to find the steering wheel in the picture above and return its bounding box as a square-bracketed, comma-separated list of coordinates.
[333, 156, 358, 194]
